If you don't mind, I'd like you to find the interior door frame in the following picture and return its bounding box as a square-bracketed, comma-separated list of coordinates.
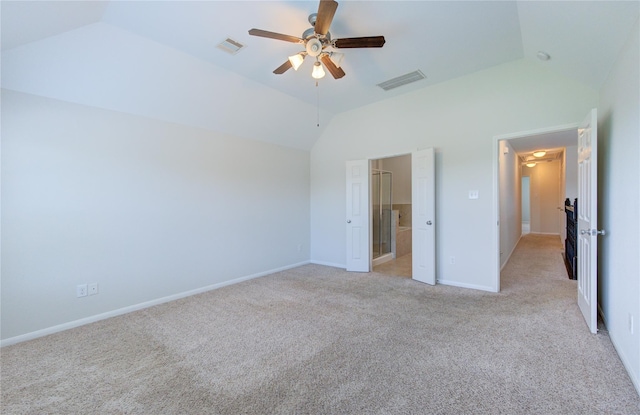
[368, 152, 412, 271]
[492, 123, 579, 292]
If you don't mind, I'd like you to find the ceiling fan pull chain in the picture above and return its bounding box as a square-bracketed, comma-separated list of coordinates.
[316, 81, 320, 127]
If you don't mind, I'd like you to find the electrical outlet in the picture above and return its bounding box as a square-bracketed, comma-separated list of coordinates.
[297, 244, 302, 252]
[449, 256, 456, 265]
[468, 190, 479, 199]
[88, 283, 99, 296]
[77, 284, 88, 298]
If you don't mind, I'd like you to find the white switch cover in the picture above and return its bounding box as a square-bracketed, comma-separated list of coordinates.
[469, 190, 479, 199]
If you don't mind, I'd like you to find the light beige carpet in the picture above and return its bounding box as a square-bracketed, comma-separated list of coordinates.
[1, 234, 639, 414]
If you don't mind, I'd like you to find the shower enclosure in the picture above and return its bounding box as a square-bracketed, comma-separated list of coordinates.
[371, 169, 393, 262]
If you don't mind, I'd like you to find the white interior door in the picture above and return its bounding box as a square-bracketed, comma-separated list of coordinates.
[412, 148, 436, 284]
[577, 108, 600, 334]
[346, 160, 370, 272]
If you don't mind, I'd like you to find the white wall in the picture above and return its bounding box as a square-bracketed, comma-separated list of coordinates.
[597, 18, 640, 393]
[525, 160, 561, 235]
[498, 140, 521, 268]
[310, 59, 597, 291]
[522, 177, 530, 222]
[1, 22, 330, 151]
[1, 90, 310, 341]
[565, 145, 578, 201]
[380, 154, 411, 204]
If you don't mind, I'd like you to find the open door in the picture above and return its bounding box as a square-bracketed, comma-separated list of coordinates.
[346, 160, 370, 272]
[412, 148, 436, 284]
[577, 108, 602, 334]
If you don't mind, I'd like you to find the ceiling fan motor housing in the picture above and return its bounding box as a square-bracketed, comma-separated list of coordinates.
[303, 27, 331, 41]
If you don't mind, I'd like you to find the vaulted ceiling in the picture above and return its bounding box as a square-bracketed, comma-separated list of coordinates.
[2, 1, 638, 150]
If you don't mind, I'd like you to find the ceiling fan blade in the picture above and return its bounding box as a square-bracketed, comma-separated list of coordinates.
[334, 36, 386, 48]
[249, 28, 304, 44]
[315, 0, 338, 36]
[321, 54, 345, 79]
[273, 60, 293, 75]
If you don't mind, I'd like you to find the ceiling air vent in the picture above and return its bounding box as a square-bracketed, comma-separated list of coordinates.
[377, 70, 426, 91]
[216, 38, 245, 55]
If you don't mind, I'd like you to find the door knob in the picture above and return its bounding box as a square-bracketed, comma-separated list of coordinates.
[347, 220, 351, 224]
[581, 229, 607, 236]
[426, 221, 433, 225]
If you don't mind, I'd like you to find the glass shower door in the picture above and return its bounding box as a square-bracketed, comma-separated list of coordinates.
[372, 170, 392, 260]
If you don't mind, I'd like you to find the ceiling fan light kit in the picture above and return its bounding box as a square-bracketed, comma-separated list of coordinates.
[288, 53, 305, 70]
[312, 61, 326, 79]
[248, 0, 385, 81]
[306, 38, 323, 57]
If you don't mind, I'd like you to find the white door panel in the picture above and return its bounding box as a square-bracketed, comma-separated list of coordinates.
[346, 160, 370, 272]
[577, 108, 599, 334]
[412, 148, 436, 284]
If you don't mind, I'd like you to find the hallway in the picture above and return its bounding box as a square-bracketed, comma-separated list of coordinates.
[499, 233, 640, 408]
[502, 233, 569, 288]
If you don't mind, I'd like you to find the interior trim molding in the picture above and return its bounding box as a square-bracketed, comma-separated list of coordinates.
[500, 234, 522, 271]
[437, 279, 495, 293]
[309, 260, 345, 269]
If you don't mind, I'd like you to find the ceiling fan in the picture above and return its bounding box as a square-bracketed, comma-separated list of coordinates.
[248, 0, 385, 80]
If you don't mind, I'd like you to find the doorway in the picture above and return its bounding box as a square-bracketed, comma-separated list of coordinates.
[494, 125, 579, 291]
[346, 148, 435, 284]
[371, 154, 412, 277]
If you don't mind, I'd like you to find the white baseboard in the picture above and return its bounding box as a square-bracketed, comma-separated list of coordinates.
[372, 253, 394, 267]
[1, 261, 310, 347]
[598, 303, 606, 325]
[609, 329, 640, 396]
[309, 260, 346, 269]
[500, 234, 522, 271]
[437, 279, 496, 293]
[597, 304, 640, 395]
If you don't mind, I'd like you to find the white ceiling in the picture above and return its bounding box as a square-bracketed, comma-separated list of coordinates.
[509, 129, 578, 155]
[2, 1, 638, 149]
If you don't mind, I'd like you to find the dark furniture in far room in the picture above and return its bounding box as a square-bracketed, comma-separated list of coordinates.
[564, 198, 578, 280]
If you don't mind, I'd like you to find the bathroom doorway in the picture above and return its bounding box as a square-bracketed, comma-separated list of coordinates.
[370, 154, 412, 277]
